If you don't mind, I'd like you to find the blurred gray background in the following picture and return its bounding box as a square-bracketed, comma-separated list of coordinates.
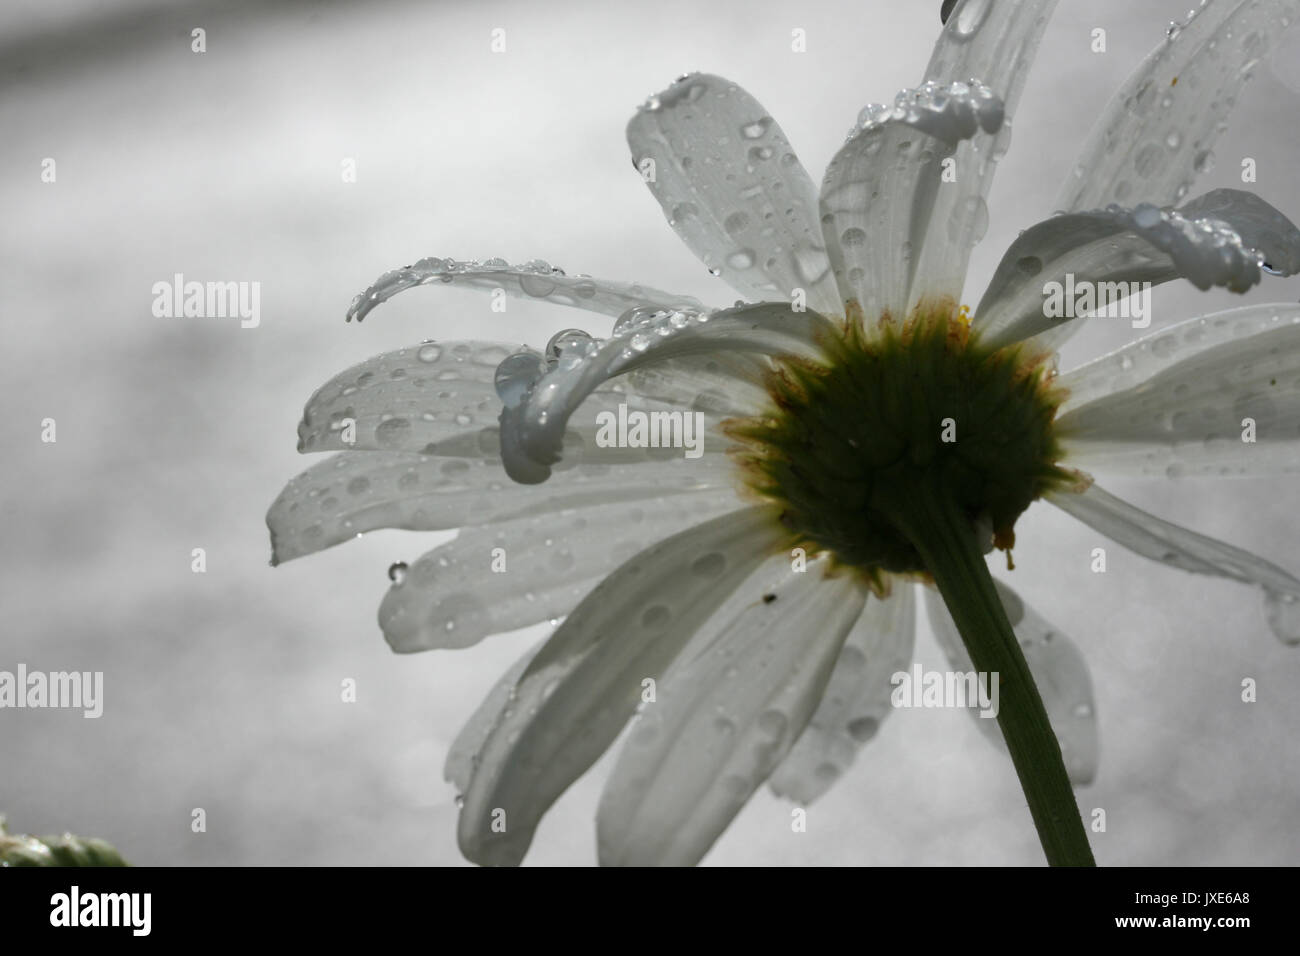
[3, 0, 1299, 866]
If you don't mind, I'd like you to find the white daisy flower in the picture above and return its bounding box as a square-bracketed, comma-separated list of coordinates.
[268, 0, 1300, 866]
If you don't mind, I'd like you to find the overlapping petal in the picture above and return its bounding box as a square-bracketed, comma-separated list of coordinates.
[1048, 482, 1300, 645]
[1055, 305, 1300, 477]
[767, 583, 917, 804]
[266, 449, 737, 565]
[595, 557, 864, 866]
[627, 74, 842, 314]
[378, 490, 740, 651]
[923, 580, 1099, 784]
[498, 302, 835, 483]
[455, 506, 789, 866]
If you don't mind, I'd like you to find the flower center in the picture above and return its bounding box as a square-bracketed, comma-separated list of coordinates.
[726, 299, 1074, 585]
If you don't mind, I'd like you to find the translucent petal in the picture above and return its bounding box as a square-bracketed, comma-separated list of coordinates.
[911, 0, 1059, 305]
[293, 339, 747, 457]
[499, 302, 834, 483]
[296, 340, 510, 453]
[1048, 482, 1300, 645]
[1058, 303, 1300, 410]
[1058, 0, 1300, 213]
[975, 196, 1297, 350]
[821, 81, 1005, 318]
[379, 490, 740, 651]
[445, 641, 542, 794]
[455, 506, 786, 866]
[346, 256, 702, 323]
[1055, 305, 1300, 477]
[767, 583, 917, 804]
[597, 559, 865, 866]
[923, 580, 1098, 784]
[266, 449, 738, 565]
[620, 354, 770, 418]
[627, 73, 841, 314]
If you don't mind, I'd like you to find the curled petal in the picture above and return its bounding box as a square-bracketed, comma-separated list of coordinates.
[500, 302, 835, 483]
[346, 256, 702, 323]
[767, 583, 917, 804]
[1055, 305, 1300, 478]
[597, 558, 865, 866]
[266, 449, 737, 565]
[911, 0, 1060, 305]
[455, 506, 788, 866]
[1059, 0, 1300, 213]
[822, 80, 1004, 318]
[1048, 482, 1300, 645]
[923, 580, 1099, 785]
[627, 73, 842, 314]
[975, 196, 1298, 350]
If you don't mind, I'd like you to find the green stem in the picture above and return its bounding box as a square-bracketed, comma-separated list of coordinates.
[890, 488, 1096, 867]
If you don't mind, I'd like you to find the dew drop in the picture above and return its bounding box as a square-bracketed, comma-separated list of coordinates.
[723, 211, 751, 235]
[388, 561, 408, 584]
[726, 248, 756, 269]
[374, 417, 412, 447]
[671, 202, 699, 222]
[847, 716, 879, 742]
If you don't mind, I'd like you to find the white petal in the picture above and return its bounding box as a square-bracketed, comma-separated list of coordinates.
[499, 302, 834, 483]
[295, 340, 510, 453]
[1058, 303, 1300, 410]
[975, 196, 1297, 350]
[911, 0, 1060, 305]
[626, 74, 841, 314]
[1055, 305, 1300, 477]
[821, 81, 1005, 318]
[767, 582, 917, 804]
[1181, 189, 1300, 275]
[294, 339, 747, 457]
[445, 641, 542, 794]
[597, 558, 865, 866]
[621, 354, 770, 418]
[346, 256, 701, 323]
[379, 490, 740, 651]
[266, 449, 737, 565]
[1047, 482, 1300, 645]
[1058, 0, 1300, 213]
[456, 507, 787, 866]
[923, 580, 1098, 785]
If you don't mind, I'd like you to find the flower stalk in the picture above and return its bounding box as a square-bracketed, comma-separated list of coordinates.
[886, 483, 1096, 867]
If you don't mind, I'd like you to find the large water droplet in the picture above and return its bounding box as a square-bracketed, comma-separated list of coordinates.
[545, 328, 593, 366]
[954, 0, 990, 36]
[846, 716, 878, 742]
[417, 343, 442, 363]
[494, 350, 545, 407]
[726, 248, 756, 269]
[374, 417, 412, 447]
[739, 117, 773, 139]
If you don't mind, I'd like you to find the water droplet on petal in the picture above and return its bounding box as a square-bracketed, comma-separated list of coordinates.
[388, 561, 408, 584]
